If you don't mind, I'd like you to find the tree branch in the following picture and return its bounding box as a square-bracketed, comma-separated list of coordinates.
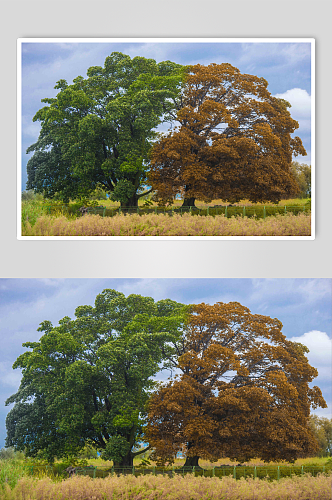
[137, 188, 154, 199]
[131, 445, 151, 457]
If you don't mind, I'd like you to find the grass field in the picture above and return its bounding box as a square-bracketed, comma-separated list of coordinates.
[0, 457, 331, 500]
[21, 197, 311, 237]
[91, 455, 331, 468]
[21, 212, 311, 237]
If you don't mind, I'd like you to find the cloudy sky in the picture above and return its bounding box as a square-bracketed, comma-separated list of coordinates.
[20, 39, 312, 190]
[0, 278, 330, 450]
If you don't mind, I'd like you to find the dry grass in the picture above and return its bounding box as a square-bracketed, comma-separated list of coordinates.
[22, 212, 311, 237]
[1, 472, 331, 500]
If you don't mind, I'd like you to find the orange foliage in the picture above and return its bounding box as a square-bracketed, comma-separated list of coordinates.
[149, 64, 307, 206]
[146, 302, 326, 465]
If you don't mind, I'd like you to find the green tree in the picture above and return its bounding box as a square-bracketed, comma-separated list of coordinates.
[290, 161, 311, 198]
[5, 289, 186, 466]
[26, 53, 185, 208]
[309, 415, 332, 456]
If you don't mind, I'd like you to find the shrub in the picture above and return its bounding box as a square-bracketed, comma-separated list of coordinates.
[0, 448, 25, 461]
[88, 186, 108, 200]
[21, 190, 44, 202]
[77, 444, 98, 460]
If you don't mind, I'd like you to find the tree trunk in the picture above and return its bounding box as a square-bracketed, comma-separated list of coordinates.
[114, 453, 134, 468]
[183, 455, 200, 467]
[120, 194, 139, 210]
[181, 197, 196, 208]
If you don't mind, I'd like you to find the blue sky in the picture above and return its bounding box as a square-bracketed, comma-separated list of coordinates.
[20, 40, 312, 190]
[0, 278, 330, 451]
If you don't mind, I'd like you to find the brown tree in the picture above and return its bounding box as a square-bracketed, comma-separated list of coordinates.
[145, 302, 326, 467]
[148, 64, 307, 207]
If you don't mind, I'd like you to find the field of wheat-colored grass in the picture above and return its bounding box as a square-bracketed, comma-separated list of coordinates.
[22, 212, 311, 237]
[1, 471, 331, 500]
[2, 455, 330, 499]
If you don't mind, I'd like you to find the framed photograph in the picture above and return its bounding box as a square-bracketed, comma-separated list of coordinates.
[2, 278, 331, 476]
[17, 38, 314, 239]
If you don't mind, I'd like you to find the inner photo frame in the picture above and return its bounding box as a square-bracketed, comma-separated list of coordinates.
[17, 38, 315, 240]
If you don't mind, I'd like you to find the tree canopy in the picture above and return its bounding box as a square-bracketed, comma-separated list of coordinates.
[145, 302, 326, 466]
[26, 52, 185, 207]
[6, 294, 325, 467]
[148, 63, 307, 207]
[5, 289, 186, 466]
[26, 57, 308, 208]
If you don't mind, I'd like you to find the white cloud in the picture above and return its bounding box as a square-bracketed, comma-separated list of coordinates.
[288, 330, 331, 369]
[275, 88, 311, 117]
[274, 88, 311, 132]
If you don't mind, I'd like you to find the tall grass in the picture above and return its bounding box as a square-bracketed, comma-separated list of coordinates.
[21, 200, 47, 229]
[21, 200, 74, 230]
[21, 196, 310, 224]
[1, 472, 331, 500]
[22, 212, 311, 237]
[0, 459, 29, 490]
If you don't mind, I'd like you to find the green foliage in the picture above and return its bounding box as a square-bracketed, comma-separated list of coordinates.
[52, 457, 90, 474]
[0, 459, 28, 490]
[101, 435, 131, 463]
[88, 187, 108, 200]
[21, 199, 48, 229]
[309, 416, 332, 456]
[75, 198, 101, 208]
[21, 190, 44, 202]
[21, 192, 49, 229]
[291, 162, 311, 198]
[110, 179, 136, 204]
[135, 457, 151, 468]
[5, 290, 186, 466]
[77, 444, 98, 460]
[21, 197, 104, 230]
[0, 448, 25, 461]
[26, 52, 186, 207]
